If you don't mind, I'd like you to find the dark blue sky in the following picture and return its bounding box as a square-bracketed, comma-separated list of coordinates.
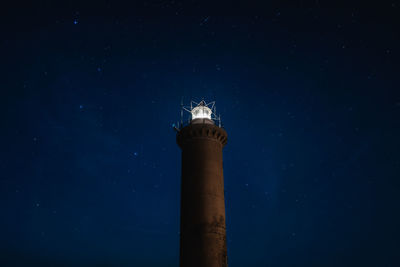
[1, 2, 399, 266]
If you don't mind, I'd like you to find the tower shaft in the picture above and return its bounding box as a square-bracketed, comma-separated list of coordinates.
[177, 123, 228, 267]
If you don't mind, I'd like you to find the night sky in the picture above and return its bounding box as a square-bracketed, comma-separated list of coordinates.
[1, 2, 400, 266]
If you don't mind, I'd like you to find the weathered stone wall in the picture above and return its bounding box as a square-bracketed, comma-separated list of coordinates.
[177, 123, 228, 267]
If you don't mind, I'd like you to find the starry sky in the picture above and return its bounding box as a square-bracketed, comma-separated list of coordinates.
[1, 2, 400, 266]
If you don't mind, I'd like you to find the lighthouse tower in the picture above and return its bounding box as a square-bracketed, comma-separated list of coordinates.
[176, 100, 228, 267]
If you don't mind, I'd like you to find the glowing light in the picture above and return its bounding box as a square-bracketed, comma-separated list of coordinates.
[191, 105, 212, 120]
[179, 100, 221, 127]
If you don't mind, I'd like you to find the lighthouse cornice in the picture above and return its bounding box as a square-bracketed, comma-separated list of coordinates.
[177, 123, 228, 148]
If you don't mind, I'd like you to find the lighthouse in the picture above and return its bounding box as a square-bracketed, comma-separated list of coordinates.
[176, 100, 228, 267]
